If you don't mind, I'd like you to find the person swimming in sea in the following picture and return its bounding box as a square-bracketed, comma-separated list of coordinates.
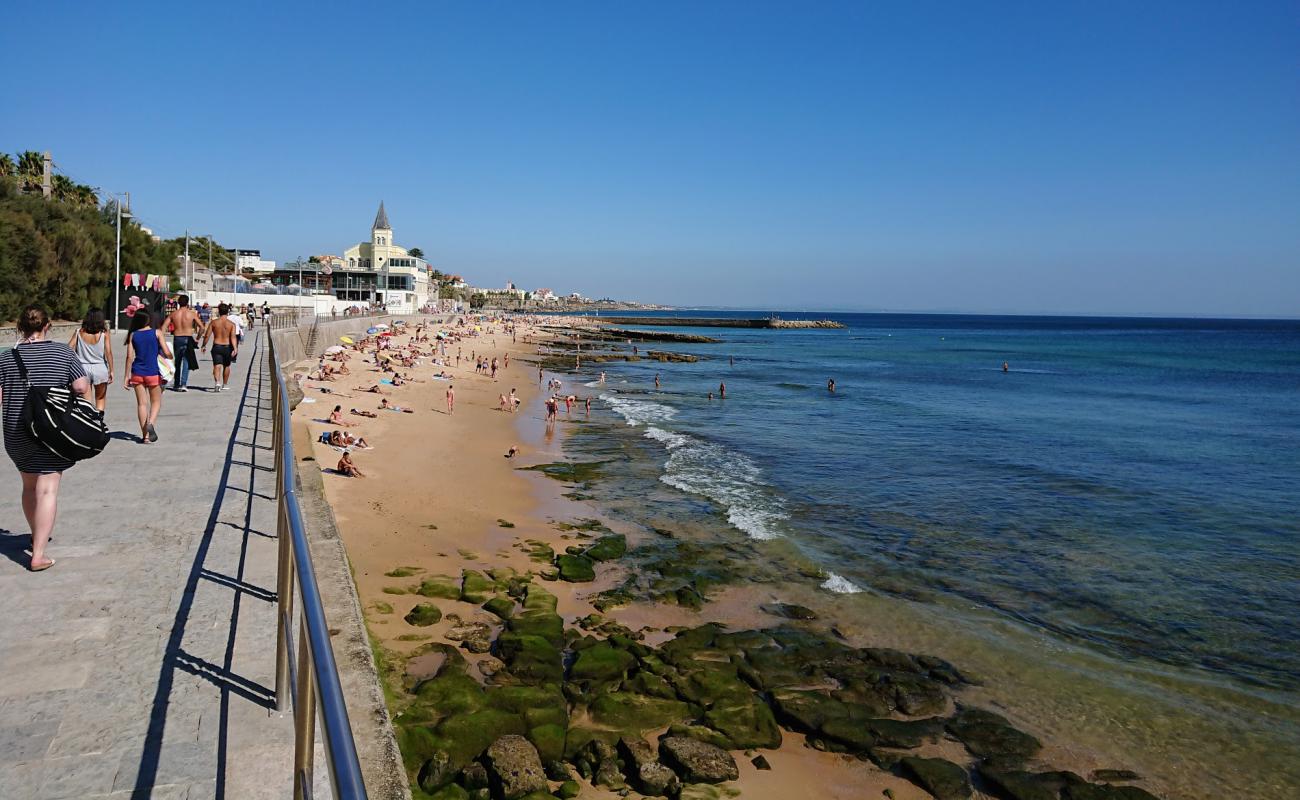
[828, 378, 836, 393]
[1002, 361, 1009, 373]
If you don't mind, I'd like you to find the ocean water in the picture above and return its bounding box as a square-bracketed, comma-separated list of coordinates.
[549, 310, 1300, 795]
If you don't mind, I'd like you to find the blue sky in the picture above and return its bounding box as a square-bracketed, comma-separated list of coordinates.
[2, 1, 1297, 316]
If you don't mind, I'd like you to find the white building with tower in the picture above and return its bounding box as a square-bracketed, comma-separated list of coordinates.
[339, 202, 431, 312]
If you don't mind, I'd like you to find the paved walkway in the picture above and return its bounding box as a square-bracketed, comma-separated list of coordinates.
[0, 330, 323, 799]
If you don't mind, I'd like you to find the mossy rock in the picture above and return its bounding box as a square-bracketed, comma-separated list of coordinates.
[570, 641, 636, 688]
[520, 460, 611, 485]
[429, 708, 528, 772]
[498, 518, 516, 528]
[524, 540, 555, 563]
[947, 708, 1041, 762]
[497, 632, 564, 684]
[556, 519, 607, 532]
[527, 723, 567, 764]
[555, 554, 596, 582]
[556, 780, 580, 799]
[483, 596, 515, 620]
[624, 671, 677, 700]
[670, 661, 751, 707]
[589, 692, 696, 735]
[507, 587, 565, 648]
[405, 603, 443, 627]
[702, 693, 782, 749]
[381, 586, 409, 595]
[424, 777, 469, 799]
[385, 566, 423, 578]
[486, 684, 569, 730]
[583, 533, 627, 562]
[413, 670, 484, 717]
[865, 717, 945, 749]
[460, 570, 496, 604]
[416, 578, 462, 600]
[900, 757, 972, 800]
[372, 601, 395, 614]
[592, 587, 635, 612]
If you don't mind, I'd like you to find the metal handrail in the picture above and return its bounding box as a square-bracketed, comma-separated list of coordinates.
[268, 331, 369, 800]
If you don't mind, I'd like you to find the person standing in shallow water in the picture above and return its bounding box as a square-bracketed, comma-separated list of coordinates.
[0, 306, 93, 571]
[719, 381, 726, 399]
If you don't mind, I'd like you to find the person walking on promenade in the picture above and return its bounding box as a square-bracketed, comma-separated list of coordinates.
[69, 309, 113, 412]
[124, 310, 171, 443]
[201, 303, 239, 391]
[165, 295, 203, 392]
[198, 302, 212, 327]
[230, 305, 245, 346]
[446, 384, 455, 414]
[1, 306, 93, 571]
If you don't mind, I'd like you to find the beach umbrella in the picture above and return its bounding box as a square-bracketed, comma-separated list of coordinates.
[340, 336, 354, 345]
[367, 327, 379, 334]
[324, 345, 345, 355]
[375, 323, 390, 330]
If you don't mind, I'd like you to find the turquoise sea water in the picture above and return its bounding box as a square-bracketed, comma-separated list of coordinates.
[548, 311, 1300, 795]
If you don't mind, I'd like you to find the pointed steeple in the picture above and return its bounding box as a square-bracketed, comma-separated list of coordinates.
[372, 201, 391, 231]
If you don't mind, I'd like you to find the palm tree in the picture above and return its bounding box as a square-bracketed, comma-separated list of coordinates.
[409, 247, 424, 258]
[73, 183, 99, 209]
[17, 150, 44, 193]
[0, 153, 14, 181]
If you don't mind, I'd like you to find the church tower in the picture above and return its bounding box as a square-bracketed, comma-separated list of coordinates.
[371, 201, 392, 301]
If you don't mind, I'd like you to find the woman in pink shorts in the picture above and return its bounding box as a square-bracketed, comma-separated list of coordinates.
[123, 311, 172, 443]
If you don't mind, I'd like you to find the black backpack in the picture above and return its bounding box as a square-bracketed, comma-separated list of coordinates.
[13, 347, 110, 461]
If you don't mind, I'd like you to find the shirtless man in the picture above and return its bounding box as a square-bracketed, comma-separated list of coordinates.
[201, 303, 238, 391]
[446, 384, 455, 414]
[166, 295, 204, 392]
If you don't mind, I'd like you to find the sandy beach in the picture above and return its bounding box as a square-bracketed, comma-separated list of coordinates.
[289, 315, 1163, 800]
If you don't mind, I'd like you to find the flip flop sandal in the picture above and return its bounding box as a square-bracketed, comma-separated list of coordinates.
[147, 424, 159, 443]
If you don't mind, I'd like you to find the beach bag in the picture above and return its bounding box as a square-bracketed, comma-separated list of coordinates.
[12, 348, 110, 462]
[157, 356, 175, 384]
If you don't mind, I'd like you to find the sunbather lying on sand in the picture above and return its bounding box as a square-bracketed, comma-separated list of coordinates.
[379, 398, 414, 413]
[350, 408, 378, 418]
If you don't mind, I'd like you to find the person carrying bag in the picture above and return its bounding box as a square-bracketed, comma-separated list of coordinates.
[0, 306, 98, 572]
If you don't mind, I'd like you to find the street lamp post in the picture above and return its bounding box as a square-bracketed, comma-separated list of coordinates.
[111, 192, 131, 329]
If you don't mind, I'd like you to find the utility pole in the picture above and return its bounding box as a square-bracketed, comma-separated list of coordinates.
[41, 151, 51, 198]
[184, 231, 190, 294]
[114, 199, 121, 328]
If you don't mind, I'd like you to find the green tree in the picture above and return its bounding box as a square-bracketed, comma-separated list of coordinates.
[16, 151, 45, 194]
[408, 247, 424, 258]
[469, 292, 486, 309]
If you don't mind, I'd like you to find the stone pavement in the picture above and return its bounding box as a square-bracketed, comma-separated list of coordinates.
[0, 330, 326, 799]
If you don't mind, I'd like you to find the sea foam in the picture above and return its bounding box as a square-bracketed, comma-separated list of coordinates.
[601, 394, 677, 427]
[821, 572, 863, 594]
[642, 425, 787, 541]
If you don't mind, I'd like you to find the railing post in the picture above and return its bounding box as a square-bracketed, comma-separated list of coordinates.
[275, 501, 294, 712]
[293, 620, 317, 799]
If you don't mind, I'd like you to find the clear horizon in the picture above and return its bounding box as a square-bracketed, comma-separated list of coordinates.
[2, 1, 1297, 318]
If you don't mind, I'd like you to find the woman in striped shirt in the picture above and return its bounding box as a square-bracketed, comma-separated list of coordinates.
[0, 306, 93, 571]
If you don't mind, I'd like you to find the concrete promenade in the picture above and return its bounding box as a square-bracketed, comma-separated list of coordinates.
[0, 329, 324, 799]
